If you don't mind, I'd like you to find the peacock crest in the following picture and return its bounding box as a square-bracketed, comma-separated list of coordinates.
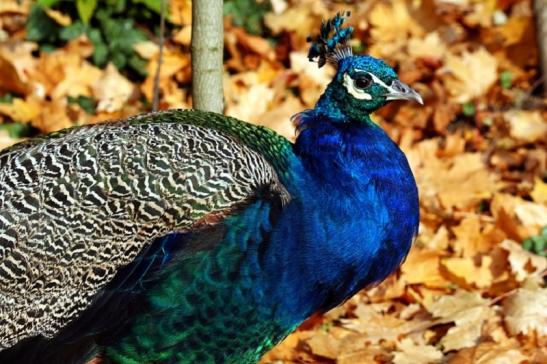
[306, 11, 354, 68]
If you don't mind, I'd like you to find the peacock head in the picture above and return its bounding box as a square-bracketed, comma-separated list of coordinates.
[308, 12, 422, 121]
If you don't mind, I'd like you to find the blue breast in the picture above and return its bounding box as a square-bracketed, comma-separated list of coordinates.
[261, 111, 419, 324]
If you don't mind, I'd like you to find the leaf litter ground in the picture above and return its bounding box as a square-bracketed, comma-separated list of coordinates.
[0, 0, 545, 363]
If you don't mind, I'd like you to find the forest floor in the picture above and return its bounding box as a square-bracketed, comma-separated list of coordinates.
[0, 0, 546, 363]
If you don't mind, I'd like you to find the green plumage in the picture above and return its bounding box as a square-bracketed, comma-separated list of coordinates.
[108, 202, 293, 364]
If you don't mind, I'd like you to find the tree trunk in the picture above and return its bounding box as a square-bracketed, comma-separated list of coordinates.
[534, 0, 547, 95]
[191, 0, 224, 113]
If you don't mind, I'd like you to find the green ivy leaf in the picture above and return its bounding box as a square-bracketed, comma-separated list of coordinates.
[111, 51, 127, 70]
[128, 54, 148, 77]
[76, 0, 98, 25]
[133, 0, 163, 15]
[522, 227, 547, 257]
[224, 0, 271, 35]
[88, 27, 108, 66]
[0, 93, 14, 104]
[0, 123, 34, 138]
[26, 5, 60, 43]
[500, 71, 513, 89]
[105, 0, 128, 13]
[462, 102, 476, 117]
[67, 95, 97, 114]
[37, 0, 62, 7]
[59, 21, 86, 41]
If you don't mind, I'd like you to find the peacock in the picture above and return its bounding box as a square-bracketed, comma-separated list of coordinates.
[0, 12, 422, 364]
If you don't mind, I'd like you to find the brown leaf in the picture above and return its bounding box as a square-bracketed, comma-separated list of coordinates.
[306, 330, 340, 359]
[0, 97, 40, 122]
[141, 49, 190, 101]
[264, 1, 327, 39]
[530, 178, 547, 204]
[0, 130, 19, 151]
[492, 194, 547, 239]
[423, 291, 496, 352]
[401, 248, 451, 288]
[169, 0, 191, 26]
[503, 284, 547, 336]
[408, 142, 500, 211]
[440, 255, 494, 289]
[92, 64, 134, 113]
[44, 8, 71, 26]
[500, 240, 547, 282]
[505, 110, 547, 144]
[369, 0, 424, 43]
[441, 48, 498, 103]
[393, 338, 443, 364]
[448, 340, 528, 364]
[0, 53, 29, 94]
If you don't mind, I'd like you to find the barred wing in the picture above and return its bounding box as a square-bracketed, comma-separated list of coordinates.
[0, 113, 290, 349]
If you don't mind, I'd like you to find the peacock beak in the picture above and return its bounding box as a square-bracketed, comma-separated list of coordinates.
[385, 80, 423, 105]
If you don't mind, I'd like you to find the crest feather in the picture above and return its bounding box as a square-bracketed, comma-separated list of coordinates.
[307, 11, 353, 68]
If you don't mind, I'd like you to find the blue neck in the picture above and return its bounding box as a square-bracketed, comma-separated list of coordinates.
[265, 109, 419, 323]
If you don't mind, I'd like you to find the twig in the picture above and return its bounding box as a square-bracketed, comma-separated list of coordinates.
[152, 0, 166, 111]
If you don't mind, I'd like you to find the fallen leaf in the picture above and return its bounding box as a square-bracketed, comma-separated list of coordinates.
[169, 0, 192, 25]
[464, 0, 497, 27]
[0, 41, 38, 84]
[226, 82, 274, 121]
[290, 51, 334, 87]
[503, 285, 547, 336]
[499, 240, 547, 282]
[92, 64, 134, 113]
[505, 110, 547, 143]
[514, 202, 547, 229]
[44, 8, 71, 26]
[0, 130, 20, 151]
[369, 0, 424, 43]
[0, 53, 29, 94]
[441, 255, 493, 289]
[393, 338, 443, 364]
[448, 340, 528, 364]
[409, 143, 500, 211]
[133, 41, 159, 59]
[342, 302, 427, 344]
[451, 215, 497, 258]
[30, 96, 72, 132]
[423, 291, 496, 352]
[441, 48, 498, 102]
[0, 0, 31, 14]
[408, 32, 447, 60]
[256, 95, 300, 141]
[172, 26, 192, 46]
[52, 57, 103, 100]
[401, 248, 451, 288]
[141, 49, 190, 101]
[495, 16, 531, 46]
[423, 225, 450, 251]
[0, 97, 40, 122]
[530, 178, 547, 204]
[306, 330, 340, 359]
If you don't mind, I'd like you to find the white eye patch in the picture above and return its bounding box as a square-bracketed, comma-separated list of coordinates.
[355, 69, 400, 93]
[343, 73, 372, 100]
[343, 69, 400, 100]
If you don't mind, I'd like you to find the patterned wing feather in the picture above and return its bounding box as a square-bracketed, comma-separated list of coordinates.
[0, 110, 291, 349]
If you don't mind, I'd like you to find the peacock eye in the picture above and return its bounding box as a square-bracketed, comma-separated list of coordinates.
[354, 74, 372, 89]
